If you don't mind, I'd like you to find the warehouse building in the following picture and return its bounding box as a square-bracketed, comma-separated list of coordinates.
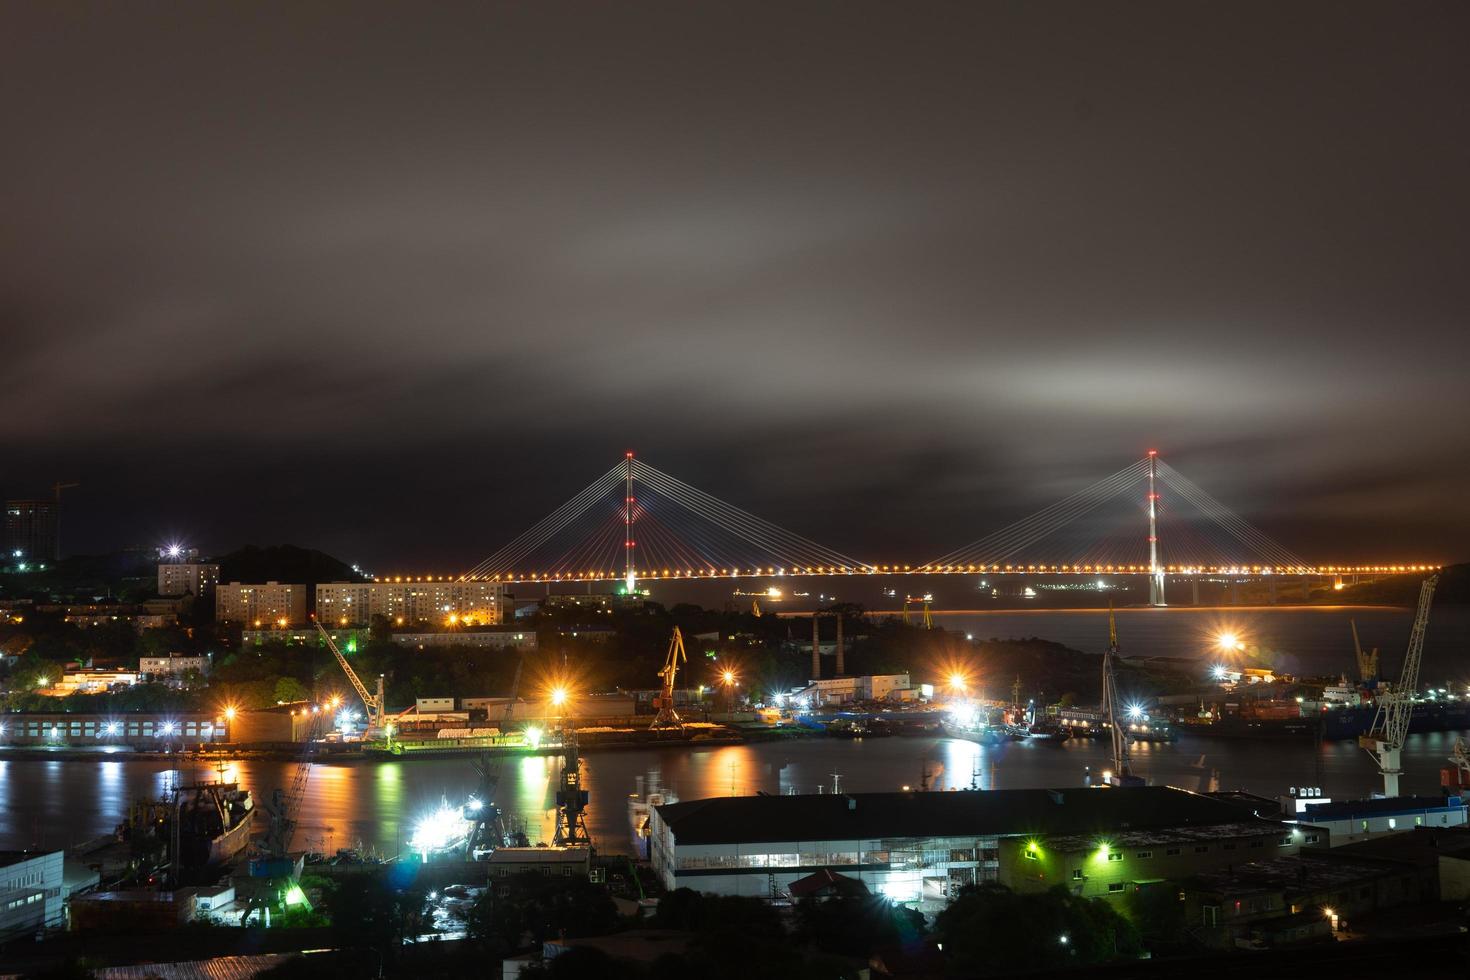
[649, 786, 1300, 912]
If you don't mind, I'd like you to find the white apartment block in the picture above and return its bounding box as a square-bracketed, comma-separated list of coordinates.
[215, 582, 307, 626]
[315, 580, 509, 627]
[158, 562, 220, 597]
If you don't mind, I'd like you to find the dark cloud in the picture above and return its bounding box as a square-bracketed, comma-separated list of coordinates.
[1, 1, 1467, 568]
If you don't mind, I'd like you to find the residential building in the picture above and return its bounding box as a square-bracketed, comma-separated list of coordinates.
[157, 562, 220, 598]
[238, 625, 536, 651]
[0, 850, 64, 942]
[139, 655, 209, 679]
[649, 786, 1284, 911]
[315, 580, 510, 628]
[216, 582, 307, 626]
[3, 499, 57, 562]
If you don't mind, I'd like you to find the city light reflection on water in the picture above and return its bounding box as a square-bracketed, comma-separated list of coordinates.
[2, 729, 1469, 854]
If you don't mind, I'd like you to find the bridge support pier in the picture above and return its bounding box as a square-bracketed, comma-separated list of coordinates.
[811, 615, 820, 682]
[835, 614, 844, 676]
[1268, 578, 1277, 605]
[1191, 579, 1199, 605]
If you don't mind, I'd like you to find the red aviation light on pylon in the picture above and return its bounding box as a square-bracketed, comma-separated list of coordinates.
[626, 451, 635, 458]
[1147, 449, 1158, 456]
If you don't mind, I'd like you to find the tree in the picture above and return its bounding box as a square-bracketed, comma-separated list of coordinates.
[795, 893, 926, 957]
[934, 883, 1141, 976]
[468, 872, 619, 954]
[273, 676, 309, 703]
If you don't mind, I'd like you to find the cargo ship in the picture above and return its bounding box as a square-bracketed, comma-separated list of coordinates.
[628, 769, 678, 859]
[1180, 697, 1470, 740]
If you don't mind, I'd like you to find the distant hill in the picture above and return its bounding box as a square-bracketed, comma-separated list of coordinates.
[215, 545, 365, 589]
[1327, 562, 1468, 605]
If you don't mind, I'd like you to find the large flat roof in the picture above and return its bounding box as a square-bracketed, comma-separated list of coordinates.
[654, 786, 1255, 846]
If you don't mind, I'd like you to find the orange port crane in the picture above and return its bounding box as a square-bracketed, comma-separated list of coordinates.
[313, 619, 385, 732]
[650, 627, 688, 731]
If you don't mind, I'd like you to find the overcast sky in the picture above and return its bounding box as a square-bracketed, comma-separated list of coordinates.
[2, 2, 1467, 569]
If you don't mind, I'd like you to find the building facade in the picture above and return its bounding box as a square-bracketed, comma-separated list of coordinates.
[0, 850, 64, 942]
[139, 655, 209, 679]
[650, 786, 1284, 912]
[216, 582, 308, 626]
[997, 821, 1325, 899]
[0, 713, 224, 746]
[315, 580, 510, 627]
[157, 562, 220, 598]
[3, 500, 57, 562]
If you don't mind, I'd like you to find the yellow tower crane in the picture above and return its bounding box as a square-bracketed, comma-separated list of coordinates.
[650, 627, 688, 731]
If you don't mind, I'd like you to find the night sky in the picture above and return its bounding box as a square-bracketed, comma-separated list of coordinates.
[2, 3, 1467, 569]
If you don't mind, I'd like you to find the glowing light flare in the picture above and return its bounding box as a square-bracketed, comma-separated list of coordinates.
[407, 802, 470, 856]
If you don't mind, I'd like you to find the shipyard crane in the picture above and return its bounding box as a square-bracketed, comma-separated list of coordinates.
[1101, 606, 1143, 787]
[313, 619, 385, 732]
[1359, 574, 1438, 798]
[650, 627, 688, 731]
[1350, 620, 1380, 686]
[466, 655, 527, 855]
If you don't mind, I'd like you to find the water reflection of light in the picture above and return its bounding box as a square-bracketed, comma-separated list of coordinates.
[517, 755, 555, 843]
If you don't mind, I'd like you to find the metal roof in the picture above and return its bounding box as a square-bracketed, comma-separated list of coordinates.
[654, 786, 1255, 846]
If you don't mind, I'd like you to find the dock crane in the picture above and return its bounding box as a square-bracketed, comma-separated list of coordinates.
[650, 627, 688, 731]
[1102, 607, 1143, 787]
[313, 619, 385, 732]
[1359, 574, 1438, 798]
[1350, 620, 1380, 685]
[466, 655, 527, 855]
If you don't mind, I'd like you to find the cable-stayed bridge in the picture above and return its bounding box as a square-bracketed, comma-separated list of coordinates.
[451, 451, 1437, 606]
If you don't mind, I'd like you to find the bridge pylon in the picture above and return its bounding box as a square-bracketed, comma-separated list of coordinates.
[1147, 450, 1166, 607]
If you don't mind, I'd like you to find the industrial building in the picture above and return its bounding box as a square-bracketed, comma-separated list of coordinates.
[227, 703, 325, 744]
[998, 820, 1325, 899]
[0, 712, 225, 746]
[0, 850, 64, 942]
[157, 561, 220, 597]
[215, 582, 307, 627]
[791, 673, 913, 706]
[1289, 795, 1468, 844]
[649, 786, 1294, 910]
[315, 580, 510, 627]
[1181, 851, 1426, 948]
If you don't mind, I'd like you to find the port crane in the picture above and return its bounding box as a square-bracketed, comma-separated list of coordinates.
[650, 627, 688, 731]
[1350, 620, 1380, 685]
[313, 619, 385, 732]
[466, 655, 528, 854]
[1359, 574, 1438, 798]
[1102, 607, 1143, 787]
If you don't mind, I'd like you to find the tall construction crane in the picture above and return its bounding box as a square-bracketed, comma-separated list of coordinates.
[1350, 620, 1380, 685]
[1359, 574, 1438, 798]
[313, 619, 385, 732]
[1102, 607, 1143, 787]
[650, 627, 688, 731]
